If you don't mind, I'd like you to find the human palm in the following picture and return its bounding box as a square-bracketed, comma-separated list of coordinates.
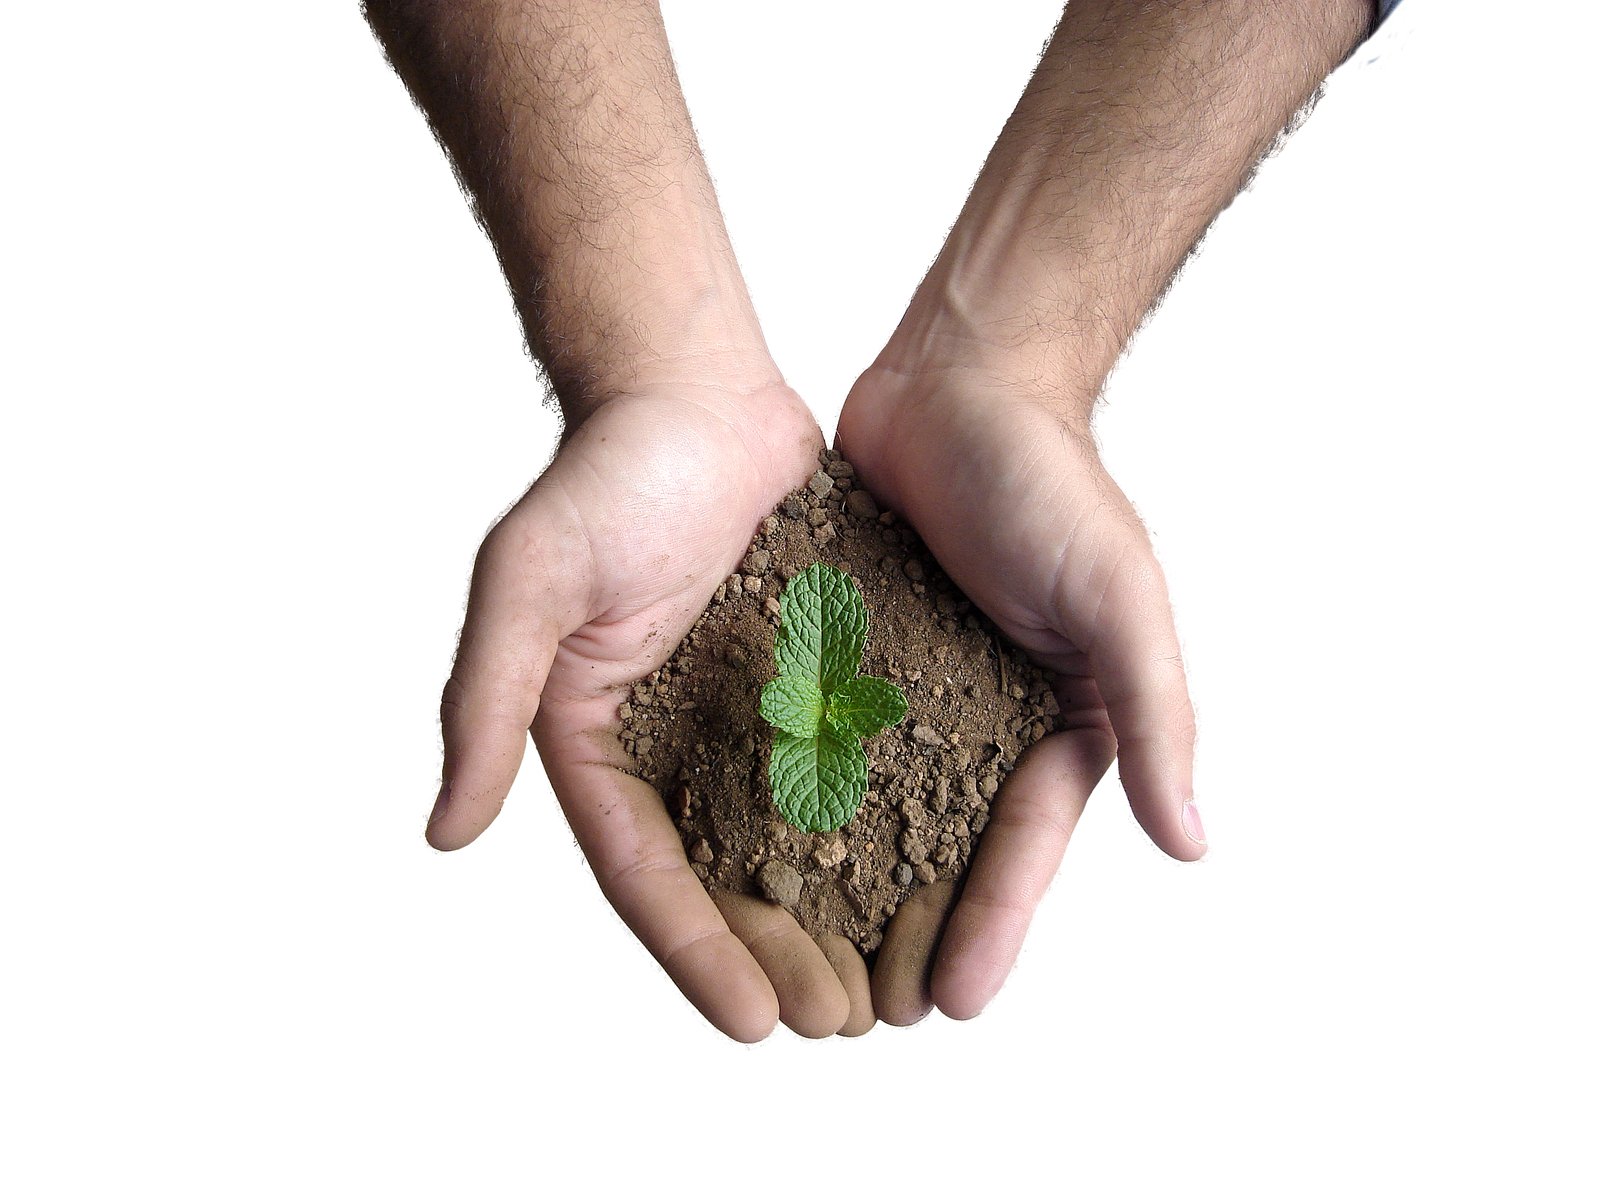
[426, 383, 872, 1040]
[838, 365, 1205, 1022]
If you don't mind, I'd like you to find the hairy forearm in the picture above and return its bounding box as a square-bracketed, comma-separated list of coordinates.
[880, 0, 1372, 403]
[364, 0, 775, 416]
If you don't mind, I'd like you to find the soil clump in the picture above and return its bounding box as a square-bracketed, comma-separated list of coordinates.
[620, 449, 1059, 955]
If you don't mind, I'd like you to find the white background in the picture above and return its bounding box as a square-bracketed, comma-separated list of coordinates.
[4, 0, 1596, 1195]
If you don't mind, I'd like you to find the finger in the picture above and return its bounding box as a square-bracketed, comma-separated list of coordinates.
[870, 878, 959, 1027]
[930, 728, 1113, 1020]
[816, 933, 876, 1037]
[1075, 541, 1205, 861]
[715, 894, 852, 1040]
[545, 751, 780, 1043]
[428, 489, 592, 851]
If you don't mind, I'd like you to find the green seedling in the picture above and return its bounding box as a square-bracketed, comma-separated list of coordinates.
[758, 563, 908, 832]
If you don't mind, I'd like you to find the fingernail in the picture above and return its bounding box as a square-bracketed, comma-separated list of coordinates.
[427, 781, 451, 831]
[1181, 799, 1207, 846]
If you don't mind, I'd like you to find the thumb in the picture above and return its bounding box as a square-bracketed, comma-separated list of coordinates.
[426, 484, 592, 851]
[1073, 534, 1205, 861]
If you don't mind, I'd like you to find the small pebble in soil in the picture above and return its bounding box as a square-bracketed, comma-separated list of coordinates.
[757, 860, 804, 910]
[900, 831, 929, 865]
[846, 490, 880, 521]
[812, 837, 847, 870]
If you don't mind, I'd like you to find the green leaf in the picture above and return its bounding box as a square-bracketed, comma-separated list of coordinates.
[760, 561, 909, 833]
[775, 563, 867, 694]
[758, 674, 825, 739]
[769, 727, 868, 833]
[824, 674, 908, 741]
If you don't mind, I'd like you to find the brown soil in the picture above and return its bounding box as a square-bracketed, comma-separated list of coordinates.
[620, 449, 1059, 956]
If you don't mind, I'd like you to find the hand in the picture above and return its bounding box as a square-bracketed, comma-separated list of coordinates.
[837, 359, 1206, 1024]
[424, 379, 883, 1041]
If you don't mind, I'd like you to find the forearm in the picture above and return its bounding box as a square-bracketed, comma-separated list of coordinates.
[879, 0, 1372, 405]
[364, 0, 776, 417]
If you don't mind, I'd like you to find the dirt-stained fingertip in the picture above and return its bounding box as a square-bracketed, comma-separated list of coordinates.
[870, 878, 960, 1027]
[816, 933, 876, 1037]
[713, 893, 850, 1039]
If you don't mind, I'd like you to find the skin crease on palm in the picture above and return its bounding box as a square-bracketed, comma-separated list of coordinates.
[372, 0, 1374, 1040]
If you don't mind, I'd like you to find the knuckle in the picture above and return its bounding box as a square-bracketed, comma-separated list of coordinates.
[475, 510, 530, 572]
[1171, 703, 1199, 753]
[439, 673, 467, 716]
[439, 667, 543, 732]
[991, 785, 1078, 847]
[602, 848, 684, 896]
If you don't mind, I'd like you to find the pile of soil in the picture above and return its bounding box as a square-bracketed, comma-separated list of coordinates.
[620, 449, 1059, 955]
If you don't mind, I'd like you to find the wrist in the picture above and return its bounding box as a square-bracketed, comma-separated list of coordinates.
[871, 262, 1106, 425]
[875, 196, 1122, 414]
[527, 253, 782, 422]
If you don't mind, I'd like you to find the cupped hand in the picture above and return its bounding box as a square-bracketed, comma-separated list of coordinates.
[837, 362, 1206, 1024]
[425, 380, 877, 1041]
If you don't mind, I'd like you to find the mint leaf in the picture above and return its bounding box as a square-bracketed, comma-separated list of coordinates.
[775, 563, 866, 694]
[758, 674, 824, 739]
[824, 674, 908, 741]
[769, 727, 868, 834]
[760, 561, 910, 833]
